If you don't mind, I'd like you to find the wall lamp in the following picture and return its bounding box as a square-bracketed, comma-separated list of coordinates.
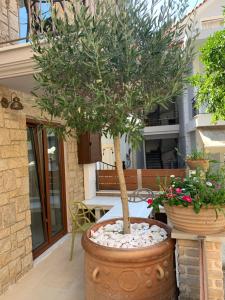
[1, 93, 24, 110]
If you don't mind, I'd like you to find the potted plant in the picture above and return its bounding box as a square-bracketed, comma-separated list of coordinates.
[31, 0, 195, 298]
[148, 170, 225, 235]
[186, 149, 209, 171]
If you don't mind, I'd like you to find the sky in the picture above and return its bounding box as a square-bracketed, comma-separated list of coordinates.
[189, 0, 202, 9]
[19, 0, 203, 38]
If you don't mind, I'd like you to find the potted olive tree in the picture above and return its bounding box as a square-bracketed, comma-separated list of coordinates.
[31, 0, 195, 298]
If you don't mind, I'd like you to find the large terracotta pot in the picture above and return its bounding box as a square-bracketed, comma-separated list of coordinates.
[186, 159, 209, 172]
[164, 203, 225, 235]
[82, 218, 176, 300]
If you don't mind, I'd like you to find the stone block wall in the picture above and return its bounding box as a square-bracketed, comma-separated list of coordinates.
[0, 0, 19, 44]
[0, 85, 84, 294]
[65, 137, 85, 230]
[177, 239, 224, 300]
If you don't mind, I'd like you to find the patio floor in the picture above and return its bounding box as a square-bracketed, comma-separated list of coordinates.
[0, 234, 84, 300]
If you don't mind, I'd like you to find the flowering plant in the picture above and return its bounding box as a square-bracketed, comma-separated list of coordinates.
[147, 168, 225, 214]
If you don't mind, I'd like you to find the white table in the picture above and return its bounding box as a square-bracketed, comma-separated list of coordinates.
[83, 196, 159, 221]
[98, 201, 153, 222]
[83, 196, 121, 219]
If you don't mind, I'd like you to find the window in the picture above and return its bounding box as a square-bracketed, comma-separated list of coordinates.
[191, 97, 198, 118]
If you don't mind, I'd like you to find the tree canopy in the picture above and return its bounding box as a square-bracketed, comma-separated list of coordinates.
[32, 0, 195, 146]
[190, 28, 225, 121]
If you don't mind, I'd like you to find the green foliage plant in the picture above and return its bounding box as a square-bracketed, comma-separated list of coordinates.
[190, 26, 225, 122]
[31, 0, 195, 234]
[186, 149, 208, 160]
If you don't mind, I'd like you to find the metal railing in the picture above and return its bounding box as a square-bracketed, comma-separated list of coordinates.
[0, 0, 71, 47]
[144, 116, 179, 127]
[0, 37, 28, 46]
[96, 161, 116, 170]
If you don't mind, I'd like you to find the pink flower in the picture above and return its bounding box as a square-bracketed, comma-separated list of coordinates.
[167, 193, 176, 198]
[176, 188, 182, 194]
[147, 198, 153, 205]
[216, 184, 221, 190]
[182, 195, 192, 203]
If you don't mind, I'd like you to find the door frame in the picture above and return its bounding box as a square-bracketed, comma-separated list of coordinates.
[27, 119, 67, 258]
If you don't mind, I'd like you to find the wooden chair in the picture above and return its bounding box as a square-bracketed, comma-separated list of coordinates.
[69, 201, 104, 261]
[128, 188, 154, 203]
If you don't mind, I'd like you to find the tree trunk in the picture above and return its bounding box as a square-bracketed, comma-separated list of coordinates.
[114, 136, 130, 234]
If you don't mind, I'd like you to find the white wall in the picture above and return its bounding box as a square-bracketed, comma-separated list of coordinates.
[101, 135, 133, 168]
[83, 163, 96, 200]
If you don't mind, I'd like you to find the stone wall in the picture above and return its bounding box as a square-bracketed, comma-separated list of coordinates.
[0, 0, 19, 44]
[0, 85, 84, 294]
[64, 137, 85, 230]
[0, 107, 32, 294]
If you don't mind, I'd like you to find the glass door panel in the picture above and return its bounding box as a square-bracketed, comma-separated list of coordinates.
[27, 128, 47, 251]
[46, 131, 63, 236]
[27, 122, 66, 257]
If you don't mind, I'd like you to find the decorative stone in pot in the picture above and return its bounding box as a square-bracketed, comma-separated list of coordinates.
[164, 203, 225, 235]
[186, 159, 209, 172]
[82, 217, 176, 300]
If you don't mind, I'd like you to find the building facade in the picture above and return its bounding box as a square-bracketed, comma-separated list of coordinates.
[180, 0, 225, 166]
[131, 0, 225, 170]
[0, 0, 84, 294]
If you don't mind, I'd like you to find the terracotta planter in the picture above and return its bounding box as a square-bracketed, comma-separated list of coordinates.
[164, 203, 225, 235]
[186, 159, 209, 172]
[82, 218, 176, 300]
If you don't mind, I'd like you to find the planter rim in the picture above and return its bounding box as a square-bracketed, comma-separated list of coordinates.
[163, 203, 225, 211]
[186, 159, 209, 162]
[81, 217, 174, 263]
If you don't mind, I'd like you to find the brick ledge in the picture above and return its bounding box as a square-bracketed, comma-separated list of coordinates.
[172, 228, 225, 242]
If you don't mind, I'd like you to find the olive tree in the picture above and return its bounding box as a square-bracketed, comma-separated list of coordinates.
[32, 0, 195, 234]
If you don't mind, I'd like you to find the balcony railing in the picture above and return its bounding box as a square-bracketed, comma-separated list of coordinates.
[20, 0, 68, 37]
[0, 37, 27, 46]
[144, 116, 179, 127]
[0, 0, 73, 48]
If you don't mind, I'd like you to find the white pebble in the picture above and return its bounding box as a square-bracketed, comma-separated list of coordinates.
[150, 225, 161, 232]
[90, 222, 167, 249]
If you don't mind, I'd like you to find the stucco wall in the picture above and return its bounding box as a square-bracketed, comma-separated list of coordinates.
[0, 85, 84, 294]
